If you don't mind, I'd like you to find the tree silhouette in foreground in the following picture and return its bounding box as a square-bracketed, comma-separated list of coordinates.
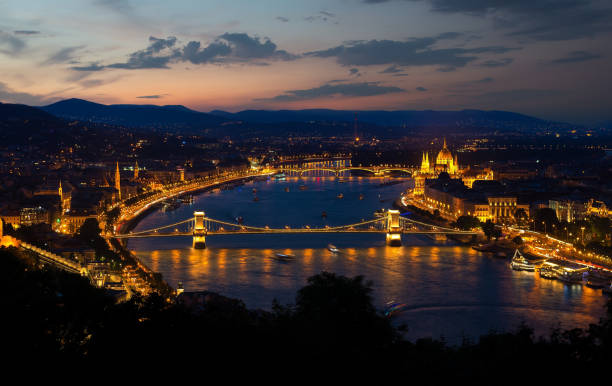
[1, 246, 611, 378]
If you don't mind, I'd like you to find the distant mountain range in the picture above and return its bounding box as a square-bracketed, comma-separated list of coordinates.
[37, 98, 564, 134]
[41, 98, 227, 130]
[210, 108, 552, 129]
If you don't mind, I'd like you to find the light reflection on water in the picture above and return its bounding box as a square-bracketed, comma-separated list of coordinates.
[130, 176, 608, 343]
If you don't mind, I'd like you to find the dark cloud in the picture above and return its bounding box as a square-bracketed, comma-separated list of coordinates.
[14, 30, 40, 35]
[276, 16, 289, 22]
[75, 33, 296, 71]
[349, 67, 361, 76]
[107, 36, 178, 69]
[305, 37, 517, 71]
[479, 58, 513, 67]
[551, 50, 602, 64]
[257, 82, 404, 101]
[71, 62, 106, 71]
[0, 31, 25, 55]
[44, 46, 84, 65]
[305, 11, 338, 23]
[366, 0, 612, 41]
[136, 94, 164, 99]
[416, 86, 427, 91]
[379, 64, 404, 73]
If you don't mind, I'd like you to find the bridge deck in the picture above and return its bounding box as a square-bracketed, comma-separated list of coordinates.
[113, 230, 477, 238]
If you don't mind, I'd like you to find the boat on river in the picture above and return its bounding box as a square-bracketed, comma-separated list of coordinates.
[161, 198, 181, 212]
[510, 250, 535, 271]
[337, 193, 344, 199]
[274, 252, 295, 261]
[558, 270, 584, 285]
[328, 244, 340, 254]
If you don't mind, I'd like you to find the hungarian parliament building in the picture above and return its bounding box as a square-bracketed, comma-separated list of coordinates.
[411, 140, 524, 224]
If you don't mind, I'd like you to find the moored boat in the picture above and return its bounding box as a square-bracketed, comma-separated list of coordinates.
[558, 270, 584, 285]
[510, 249, 535, 271]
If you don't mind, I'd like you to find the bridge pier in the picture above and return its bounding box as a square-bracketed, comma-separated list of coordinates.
[386, 209, 402, 246]
[193, 211, 207, 249]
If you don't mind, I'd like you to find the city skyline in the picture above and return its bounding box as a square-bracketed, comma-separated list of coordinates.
[1, 0, 611, 124]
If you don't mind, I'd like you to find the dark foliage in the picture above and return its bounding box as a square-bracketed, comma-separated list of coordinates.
[1, 246, 611, 378]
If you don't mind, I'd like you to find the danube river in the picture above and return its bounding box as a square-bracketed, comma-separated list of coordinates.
[129, 176, 608, 343]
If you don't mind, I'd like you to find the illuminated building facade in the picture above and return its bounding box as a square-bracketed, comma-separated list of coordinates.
[422, 174, 529, 223]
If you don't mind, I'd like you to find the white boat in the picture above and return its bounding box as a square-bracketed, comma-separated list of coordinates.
[274, 252, 295, 260]
[510, 250, 535, 271]
[328, 244, 340, 254]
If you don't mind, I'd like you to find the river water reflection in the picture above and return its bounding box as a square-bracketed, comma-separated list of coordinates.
[129, 176, 607, 343]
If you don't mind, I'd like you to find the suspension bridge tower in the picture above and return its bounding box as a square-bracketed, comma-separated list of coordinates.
[193, 211, 207, 249]
[386, 209, 402, 246]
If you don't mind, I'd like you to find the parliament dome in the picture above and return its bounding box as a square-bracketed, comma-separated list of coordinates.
[436, 139, 453, 163]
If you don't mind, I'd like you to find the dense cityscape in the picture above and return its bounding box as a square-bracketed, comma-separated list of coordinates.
[2, 0, 612, 378]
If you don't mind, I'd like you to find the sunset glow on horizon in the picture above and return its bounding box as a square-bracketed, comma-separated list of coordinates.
[1, 0, 611, 123]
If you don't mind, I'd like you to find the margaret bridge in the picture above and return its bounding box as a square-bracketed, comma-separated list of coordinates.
[112, 210, 478, 248]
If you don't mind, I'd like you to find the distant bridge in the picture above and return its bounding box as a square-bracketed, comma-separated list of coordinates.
[278, 166, 414, 176]
[111, 210, 477, 248]
[274, 159, 417, 177]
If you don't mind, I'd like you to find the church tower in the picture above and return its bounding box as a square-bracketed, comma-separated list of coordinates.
[58, 180, 63, 211]
[134, 161, 139, 180]
[420, 152, 430, 174]
[115, 162, 121, 201]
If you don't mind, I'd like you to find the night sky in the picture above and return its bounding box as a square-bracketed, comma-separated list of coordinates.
[1, 0, 611, 124]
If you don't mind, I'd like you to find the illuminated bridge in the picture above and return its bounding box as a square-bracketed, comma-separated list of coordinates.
[111, 210, 478, 248]
[277, 164, 415, 177]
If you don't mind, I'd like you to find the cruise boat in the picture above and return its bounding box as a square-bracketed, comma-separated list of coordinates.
[180, 195, 194, 204]
[299, 185, 308, 190]
[337, 193, 344, 199]
[161, 198, 181, 212]
[274, 252, 295, 261]
[558, 270, 584, 285]
[510, 250, 535, 271]
[538, 265, 558, 279]
[328, 244, 340, 254]
[374, 209, 386, 218]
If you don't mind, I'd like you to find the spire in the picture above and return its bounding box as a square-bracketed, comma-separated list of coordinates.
[134, 161, 139, 180]
[443, 137, 447, 149]
[115, 162, 121, 201]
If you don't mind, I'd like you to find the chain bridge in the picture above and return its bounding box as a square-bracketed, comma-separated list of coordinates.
[111, 210, 478, 248]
